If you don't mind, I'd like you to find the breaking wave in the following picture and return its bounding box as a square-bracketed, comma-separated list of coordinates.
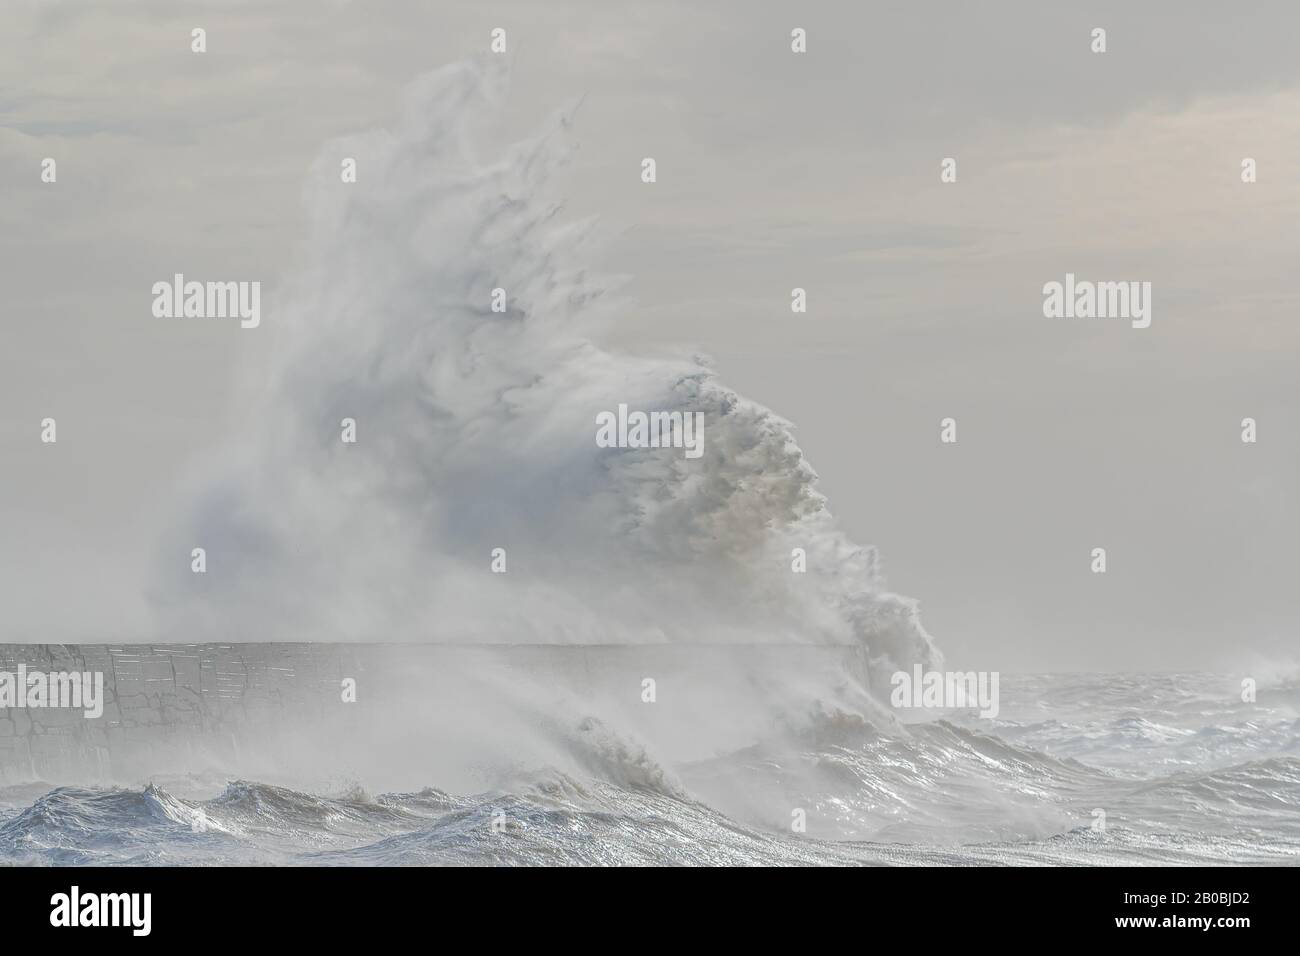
[81, 61, 1297, 867]
[2, 675, 1296, 866]
[151, 58, 939, 704]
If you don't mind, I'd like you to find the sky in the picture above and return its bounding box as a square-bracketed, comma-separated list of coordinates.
[1, 0, 1297, 672]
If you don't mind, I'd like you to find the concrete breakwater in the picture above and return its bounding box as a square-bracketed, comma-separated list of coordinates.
[0, 644, 366, 783]
[0, 642, 869, 784]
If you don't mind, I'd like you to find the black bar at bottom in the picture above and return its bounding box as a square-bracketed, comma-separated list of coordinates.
[2, 865, 1287, 942]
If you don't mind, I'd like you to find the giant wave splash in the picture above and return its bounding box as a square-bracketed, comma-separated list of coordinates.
[23, 60, 1295, 868]
[154, 58, 940, 702]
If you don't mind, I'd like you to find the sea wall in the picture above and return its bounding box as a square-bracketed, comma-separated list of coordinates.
[0, 644, 367, 783]
[0, 642, 869, 784]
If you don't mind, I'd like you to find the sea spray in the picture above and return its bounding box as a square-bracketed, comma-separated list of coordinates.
[154, 58, 940, 704]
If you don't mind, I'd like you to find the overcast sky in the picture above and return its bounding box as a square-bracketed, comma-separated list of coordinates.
[1, 0, 1297, 671]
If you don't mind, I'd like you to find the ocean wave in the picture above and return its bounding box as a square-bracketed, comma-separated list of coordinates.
[1, 722, 1296, 865]
[151, 58, 940, 703]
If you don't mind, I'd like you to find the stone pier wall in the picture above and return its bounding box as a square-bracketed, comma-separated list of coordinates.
[0, 644, 364, 783]
[0, 642, 869, 783]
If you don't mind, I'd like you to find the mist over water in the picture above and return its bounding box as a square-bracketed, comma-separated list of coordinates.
[2, 670, 1296, 865]
[153, 58, 939, 684]
[10, 62, 1293, 866]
